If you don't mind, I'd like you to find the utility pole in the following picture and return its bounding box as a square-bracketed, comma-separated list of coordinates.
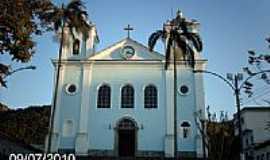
[234, 74, 244, 160]
[47, 3, 65, 153]
[173, 41, 178, 160]
[194, 70, 270, 160]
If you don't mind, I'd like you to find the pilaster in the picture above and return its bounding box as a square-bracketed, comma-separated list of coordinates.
[75, 63, 92, 155]
[53, 65, 65, 133]
[194, 61, 207, 157]
[164, 68, 175, 158]
[50, 65, 65, 152]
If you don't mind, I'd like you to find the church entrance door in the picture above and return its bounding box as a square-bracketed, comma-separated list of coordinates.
[117, 118, 137, 157]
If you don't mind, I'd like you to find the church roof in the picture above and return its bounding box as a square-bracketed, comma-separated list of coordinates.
[88, 37, 164, 61]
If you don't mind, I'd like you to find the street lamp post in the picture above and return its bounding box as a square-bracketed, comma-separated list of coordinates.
[4, 65, 36, 79]
[1, 65, 36, 88]
[194, 69, 270, 160]
[227, 73, 244, 160]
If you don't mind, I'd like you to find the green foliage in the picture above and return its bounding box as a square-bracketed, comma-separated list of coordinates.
[39, 0, 91, 38]
[0, 105, 50, 145]
[0, 0, 91, 88]
[194, 107, 239, 160]
[0, 102, 9, 111]
[206, 121, 239, 160]
[45, 0, 91, 152]
[242, 37, 270, 98]
[148, 11, 203, 69]
[0, 0, 54, 87]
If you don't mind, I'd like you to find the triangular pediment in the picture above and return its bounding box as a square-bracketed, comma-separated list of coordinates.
[88, 38, 164, 60]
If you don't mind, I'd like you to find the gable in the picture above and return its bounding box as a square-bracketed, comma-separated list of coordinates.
[88, 38, 164, 61]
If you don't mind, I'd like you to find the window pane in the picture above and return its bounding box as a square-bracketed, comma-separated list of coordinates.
[121, 85, 134, 108]
[144, 85, 157, 108]
[97, 85, 111, 108]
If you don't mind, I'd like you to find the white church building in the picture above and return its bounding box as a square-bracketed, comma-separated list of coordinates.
[47, 19, 207, 159]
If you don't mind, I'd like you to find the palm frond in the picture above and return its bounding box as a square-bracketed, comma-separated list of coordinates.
[67, 0, 86, 11]
[174, 31, 196, 68]
[40, 6, 63, 32]
[186, 45, 195, 68]
[181, 21, 189, 33]
[148, 30, 164, 51]
[174, 31, 187, 55]
[188, 33, 203, 52]
[65, 1, 90, 36]
[68, 26, 76, 40]
[53, 19, 62, 32]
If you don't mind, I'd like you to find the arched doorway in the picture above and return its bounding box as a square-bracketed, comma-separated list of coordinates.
[116, 118, 137, 157]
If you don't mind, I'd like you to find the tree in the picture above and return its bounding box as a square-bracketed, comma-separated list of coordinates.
[244, 37, 270, 138]
[194, 107, 239, 160]
[0, 0, 54, 87]
[247, 37, 270, 70]
[242, 37, 270, 97]
[148, 11, 202, 70]
[148, 10, 203, 158]
[43, 0, 91, 152]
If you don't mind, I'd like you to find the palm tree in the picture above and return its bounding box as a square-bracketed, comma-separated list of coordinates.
[43, 0, 91, 152]
[148, 11, 203, 159]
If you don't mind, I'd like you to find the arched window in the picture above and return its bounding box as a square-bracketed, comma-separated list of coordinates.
[97, 85, 111, 108]
[121, 85, 134, 108]
[144, 85, 157, 108]
[73, 39, 80, 55]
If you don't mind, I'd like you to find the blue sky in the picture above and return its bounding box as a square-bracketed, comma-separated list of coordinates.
[1, 0, 270, 116]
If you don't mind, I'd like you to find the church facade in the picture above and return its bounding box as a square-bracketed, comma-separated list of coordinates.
[47, 22, 207, 159]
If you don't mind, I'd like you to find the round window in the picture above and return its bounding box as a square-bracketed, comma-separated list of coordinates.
[65, 84, 78, 95]
[179, 85, 189, 95]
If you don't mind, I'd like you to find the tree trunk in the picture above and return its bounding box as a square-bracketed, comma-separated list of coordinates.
[47, 17, 65, 152]
[173, 42, 178, 159]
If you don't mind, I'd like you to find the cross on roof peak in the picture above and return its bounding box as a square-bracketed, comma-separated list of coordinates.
[124, 24, 134, 38]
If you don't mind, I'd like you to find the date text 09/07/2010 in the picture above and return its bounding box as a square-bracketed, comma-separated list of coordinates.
[9, 153, 76, 160]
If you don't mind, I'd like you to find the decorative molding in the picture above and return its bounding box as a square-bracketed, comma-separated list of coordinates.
[88, 37, 164, 60]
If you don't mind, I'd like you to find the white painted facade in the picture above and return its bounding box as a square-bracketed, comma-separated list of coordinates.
[235, 107, 270, 159]
[47, 25, 207, 158]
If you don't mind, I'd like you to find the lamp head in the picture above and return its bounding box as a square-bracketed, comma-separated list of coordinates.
[236, 73, 243, 81]
[27, 66, 36, 70]
[226, 73, 233, 81]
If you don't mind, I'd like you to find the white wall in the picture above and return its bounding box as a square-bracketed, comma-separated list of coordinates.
[88, 63, 166, 151]
[242, 109, 270, 144]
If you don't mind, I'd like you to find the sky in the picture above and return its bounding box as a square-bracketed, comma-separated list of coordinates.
[1, 0, 270, 117]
